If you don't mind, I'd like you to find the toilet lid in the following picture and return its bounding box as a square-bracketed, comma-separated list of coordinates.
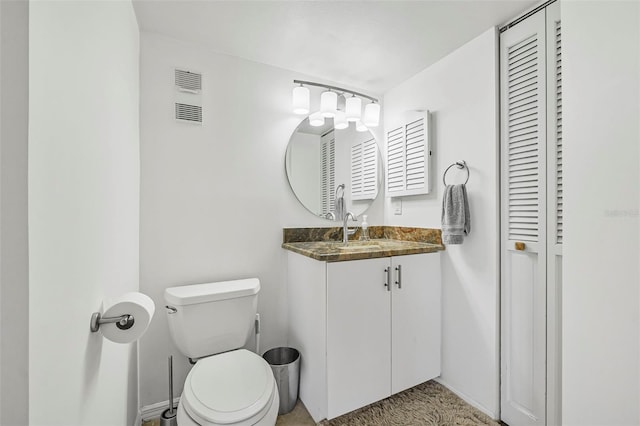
[183, 349, 274, 425]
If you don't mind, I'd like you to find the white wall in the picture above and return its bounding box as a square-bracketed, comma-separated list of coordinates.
[29, 1, 140, 425]
[562, 2, 640, 425]
[139, 33, 384, 408]
[0, 0, 29, 424]
[383, 28, 500, 417]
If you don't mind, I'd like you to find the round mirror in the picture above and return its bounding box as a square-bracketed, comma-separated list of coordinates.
[285, 116, 382, 221]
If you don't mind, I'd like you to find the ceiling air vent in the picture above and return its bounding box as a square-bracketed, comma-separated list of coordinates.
[174, 68, 202, 124]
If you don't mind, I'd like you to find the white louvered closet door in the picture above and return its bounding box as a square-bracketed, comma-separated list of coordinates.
[545, 3, 562, 425]
[500, 8, 547, 426]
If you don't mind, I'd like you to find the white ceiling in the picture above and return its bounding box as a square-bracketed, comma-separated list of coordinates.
[133, 0, 537, 94]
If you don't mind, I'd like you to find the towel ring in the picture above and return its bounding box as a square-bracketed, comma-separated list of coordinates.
[443, 160, 470, 186]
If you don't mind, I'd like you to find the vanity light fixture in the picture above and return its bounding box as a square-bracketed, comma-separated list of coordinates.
[334, 111, 349, 130]
[363, 102, 381, 127]
[292, 84, 310, 115]
[309, 111, 325, 127]
[292, 79, 380, 128]
[345, 95, 362, 122]
[320, 91, 338, 118]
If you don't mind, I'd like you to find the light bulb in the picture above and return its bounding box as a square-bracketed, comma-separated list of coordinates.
[292, 85, 310, 115]
[320, 91, 337, 118]
[345, 96, 362, 122]
[334, 111, 348, 130]
[356, 120, 368, 132]
[363, 102, 380, 127]
[309, 111, 325, 127]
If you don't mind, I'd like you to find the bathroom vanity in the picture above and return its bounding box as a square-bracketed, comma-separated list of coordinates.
[283, 227, 443, 422]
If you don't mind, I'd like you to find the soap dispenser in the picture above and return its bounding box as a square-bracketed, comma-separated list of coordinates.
[360, 215, 370, 241]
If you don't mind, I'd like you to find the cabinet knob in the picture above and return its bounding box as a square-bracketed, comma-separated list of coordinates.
[515, 242, 526, 251]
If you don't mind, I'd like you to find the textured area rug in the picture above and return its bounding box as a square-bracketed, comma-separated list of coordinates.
[320, 381, 500, 426]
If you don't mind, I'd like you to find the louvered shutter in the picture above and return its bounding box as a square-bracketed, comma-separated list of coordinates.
[350, 142, 362, 197]
[385, 111, 431, 197]
[321, 134, 335, 215]
[386, 127, 405, 193]
[351, 138, 378, 200]
[405, 118, 427, 190]
[506, 35, 543, 243]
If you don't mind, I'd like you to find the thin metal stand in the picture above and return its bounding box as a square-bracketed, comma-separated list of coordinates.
[160, 355, 177, 426]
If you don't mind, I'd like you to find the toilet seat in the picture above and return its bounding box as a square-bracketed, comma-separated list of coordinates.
[182, 349, 276, 425]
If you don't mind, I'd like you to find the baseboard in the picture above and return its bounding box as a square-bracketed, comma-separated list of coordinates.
[140, 398, 181, 421]
[435, 378, 498, 420]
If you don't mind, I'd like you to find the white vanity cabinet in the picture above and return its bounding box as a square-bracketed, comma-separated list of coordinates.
[287, 251, 441, 422]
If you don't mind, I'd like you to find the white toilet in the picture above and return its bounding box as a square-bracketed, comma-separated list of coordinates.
[164, 278, 279, 426]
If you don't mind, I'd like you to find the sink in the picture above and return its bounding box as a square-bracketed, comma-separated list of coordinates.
[338, 245, 382, 251]
[335, 241, 382, 251]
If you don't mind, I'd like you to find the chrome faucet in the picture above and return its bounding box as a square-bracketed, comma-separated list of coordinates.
[334, 184, 345, 221]
[343, 212, 358, 245]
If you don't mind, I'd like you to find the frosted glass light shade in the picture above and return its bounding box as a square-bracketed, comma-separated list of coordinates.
[356, 120, 368, 132]
[320, 91, 337, 118]
[292, 86, 310, 114]
[334, 111, 348, 130]
[309, 111, 325, 127]
[345, 96, 362, 122]
[363, 102, 381, 127]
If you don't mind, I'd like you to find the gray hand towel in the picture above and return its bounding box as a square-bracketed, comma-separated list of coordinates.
[441, 184, 471, 245]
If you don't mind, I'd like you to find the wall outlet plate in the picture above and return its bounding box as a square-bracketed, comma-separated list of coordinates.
[393, 199, 402, 215]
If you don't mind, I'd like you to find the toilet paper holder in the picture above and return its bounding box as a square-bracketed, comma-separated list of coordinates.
[90, 312, 135, 332]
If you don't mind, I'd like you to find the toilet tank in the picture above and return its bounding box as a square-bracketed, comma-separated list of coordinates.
[164, 278, 259, 359]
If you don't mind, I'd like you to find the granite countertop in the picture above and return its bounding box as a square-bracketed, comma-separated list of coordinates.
[282, 239, 443, 262]
[282, 226, 445, 262]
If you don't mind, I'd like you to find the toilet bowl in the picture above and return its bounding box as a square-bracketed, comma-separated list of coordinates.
[164, 279, 278, 426]
[176, 349, 279, 426]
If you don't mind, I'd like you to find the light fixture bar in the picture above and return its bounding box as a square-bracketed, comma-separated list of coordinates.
[293, 80, 378, 103]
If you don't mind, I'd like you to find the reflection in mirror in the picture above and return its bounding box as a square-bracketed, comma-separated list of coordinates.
[286, 117, 381, 221]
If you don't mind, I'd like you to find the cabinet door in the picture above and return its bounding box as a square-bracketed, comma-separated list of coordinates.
[386, 111, 432, 197]
[326, 257, 391, 419]
[391, 253, 441, 394]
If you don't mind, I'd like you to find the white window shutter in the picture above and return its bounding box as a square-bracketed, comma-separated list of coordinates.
[386, 127, 405, 193]
[386, 111, 431, 197]
[350, 138, 378, 201]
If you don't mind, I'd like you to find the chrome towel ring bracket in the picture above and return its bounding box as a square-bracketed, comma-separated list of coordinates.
[443, 160, 470, 186]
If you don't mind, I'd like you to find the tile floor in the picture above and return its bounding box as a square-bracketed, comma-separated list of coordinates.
[275, 400, 315, 425]
[142, 400, 314, 426]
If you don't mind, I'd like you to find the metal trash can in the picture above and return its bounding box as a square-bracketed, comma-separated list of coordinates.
[263, 347, 300, 415]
